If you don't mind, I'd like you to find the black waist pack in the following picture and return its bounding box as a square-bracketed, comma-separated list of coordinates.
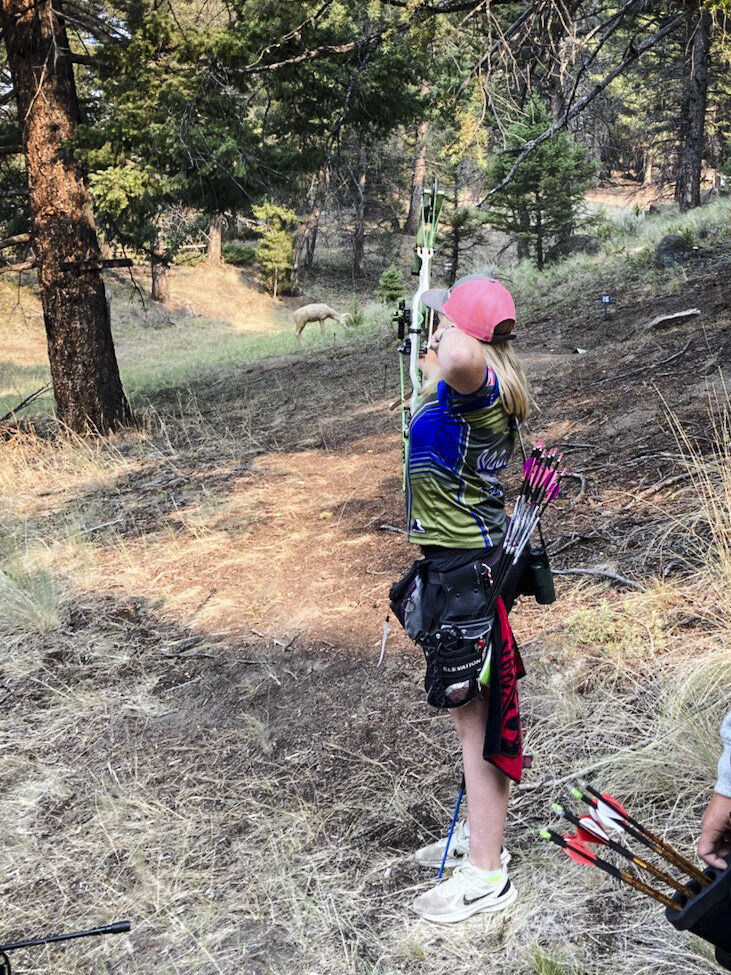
[389, 559, 428, 640]
[390, 557, 494, 709]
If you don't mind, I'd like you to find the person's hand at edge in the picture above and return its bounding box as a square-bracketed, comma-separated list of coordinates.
[697, 791, 731, 869]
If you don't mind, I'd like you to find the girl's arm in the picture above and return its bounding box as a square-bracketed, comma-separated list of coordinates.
[437, 326, 487, 394]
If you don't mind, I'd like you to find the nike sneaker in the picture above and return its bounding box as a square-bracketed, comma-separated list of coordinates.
[414, 820, 511, 869]
[411, 863, 517, 924]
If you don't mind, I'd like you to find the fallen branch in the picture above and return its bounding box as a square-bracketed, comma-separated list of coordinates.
[76, 515, 125, 536]
[622, 471, 691, 509]
[563, 471, 586, 507]
[649, 308, 701, 330]
[0, 382, 51, 423]
[552, 567, 645, 590]
[588, 340, 691, 386]
[0, 260, 36, 273]
[379, 523, 406, 534]
[0, 232, 30, 250]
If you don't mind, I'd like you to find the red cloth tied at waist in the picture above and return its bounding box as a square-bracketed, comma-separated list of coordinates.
[483, 596, 527, 783]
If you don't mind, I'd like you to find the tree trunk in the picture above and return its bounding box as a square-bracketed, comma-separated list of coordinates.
[516, 208, 531, 260]
[674, 3, 712, 211]
[294, 168, 327, 282]
[535, 199, 544, 270]
[403, 118, 429, 236]
[448, 224, 459, 286]
[0, 0, 130, 433]
[352, 142, 367, 279]
[151, 255, 169, 303]
[642, 149, 654, 185]
[207, 215, 223, 263]
[448, 173, 461, 285]
[304, 222, 319, 270]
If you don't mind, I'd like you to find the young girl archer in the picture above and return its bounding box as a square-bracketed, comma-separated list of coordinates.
[393, 274, 531, 923]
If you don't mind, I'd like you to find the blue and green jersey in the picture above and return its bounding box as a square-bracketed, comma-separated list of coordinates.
[406, 368, 514, 548]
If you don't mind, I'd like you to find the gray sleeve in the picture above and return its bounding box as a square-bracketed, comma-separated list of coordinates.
[717, 710, 731, 798]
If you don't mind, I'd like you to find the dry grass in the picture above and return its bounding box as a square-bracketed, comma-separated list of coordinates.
[0, 376, 728, 974]
[0, 232, 729, 973]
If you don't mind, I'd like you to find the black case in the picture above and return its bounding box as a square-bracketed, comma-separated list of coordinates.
[665, 864, 731, 970]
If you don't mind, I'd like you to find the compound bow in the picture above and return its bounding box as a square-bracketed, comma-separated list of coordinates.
[394, 178, 445, 488]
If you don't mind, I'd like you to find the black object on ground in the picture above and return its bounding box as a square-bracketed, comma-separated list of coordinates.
[0, 921, 131, 975]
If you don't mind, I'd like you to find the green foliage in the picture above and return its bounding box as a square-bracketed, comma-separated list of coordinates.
[440, 201, 489, 283]
[222, 242, 256, 267]
[484, 99, 597, 269]
[253, 202, 297, 295]
[87, 163, 167, 253]
[343, 296, 365, 329]
[377, 265, 406, 305]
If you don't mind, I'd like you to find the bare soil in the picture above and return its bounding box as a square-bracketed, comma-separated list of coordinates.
[1, 246, 729, 974]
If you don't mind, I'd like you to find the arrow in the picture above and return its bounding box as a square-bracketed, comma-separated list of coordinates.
[540, 828, 677, 909]
[552, 803, 695, 897]
[486, 443, 564, 611]
[572, 783, 710, 887]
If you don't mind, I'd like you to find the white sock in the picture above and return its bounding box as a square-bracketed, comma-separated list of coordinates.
[467, 863, 503, 885]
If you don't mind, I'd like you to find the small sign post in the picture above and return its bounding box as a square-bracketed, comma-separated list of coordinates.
[601, 293, 612, 321]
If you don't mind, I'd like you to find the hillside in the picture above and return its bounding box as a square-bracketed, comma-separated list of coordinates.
[0, 202, 730, 975]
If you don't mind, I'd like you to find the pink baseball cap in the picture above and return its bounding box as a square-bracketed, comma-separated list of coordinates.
[421, 274, 516, 342]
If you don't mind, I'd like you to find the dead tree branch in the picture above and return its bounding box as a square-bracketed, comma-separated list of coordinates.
[479, 9, 687, 203]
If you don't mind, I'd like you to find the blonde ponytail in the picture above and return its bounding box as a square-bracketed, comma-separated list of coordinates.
[417, 331, 531, 422]
[481, 341, 531, 423]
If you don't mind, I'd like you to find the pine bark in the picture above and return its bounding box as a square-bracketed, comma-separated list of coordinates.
[403, 119, 429, 236]
[0, 0, 130, 432]
[151, 255, 169, 303]
[674, 3, 712, 211]
[207, 216, 223, 263]
[642, 149, 654, 185]
[352, 143, 367, 279]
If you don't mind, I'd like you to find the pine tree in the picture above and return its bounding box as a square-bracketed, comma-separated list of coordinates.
[485, 100, 596, 269]
[253, 202, 297, 298]
[378, 266, 406, 305]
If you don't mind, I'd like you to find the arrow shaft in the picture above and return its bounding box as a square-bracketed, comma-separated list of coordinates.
[544, 830, 676, 908]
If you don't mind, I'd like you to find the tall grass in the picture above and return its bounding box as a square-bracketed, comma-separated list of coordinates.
[0, 566, 62, 641]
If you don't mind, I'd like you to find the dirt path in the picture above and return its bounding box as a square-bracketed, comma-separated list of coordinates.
[91, 250, 727, 656]
[2, 251, 728, 975]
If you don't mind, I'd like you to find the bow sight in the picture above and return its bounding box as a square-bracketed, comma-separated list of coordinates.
[394, 178, 445, 488]
[0, 921, 131, 974]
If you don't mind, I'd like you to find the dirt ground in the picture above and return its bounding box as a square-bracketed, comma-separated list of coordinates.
[1, 242, 730, 974]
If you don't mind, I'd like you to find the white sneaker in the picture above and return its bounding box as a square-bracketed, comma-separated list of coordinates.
[412, 863, 518, 924]
[414, 820, 511, 869]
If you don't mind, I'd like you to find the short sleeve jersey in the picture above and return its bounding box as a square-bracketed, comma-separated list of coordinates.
[406, 367, 514, 549]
